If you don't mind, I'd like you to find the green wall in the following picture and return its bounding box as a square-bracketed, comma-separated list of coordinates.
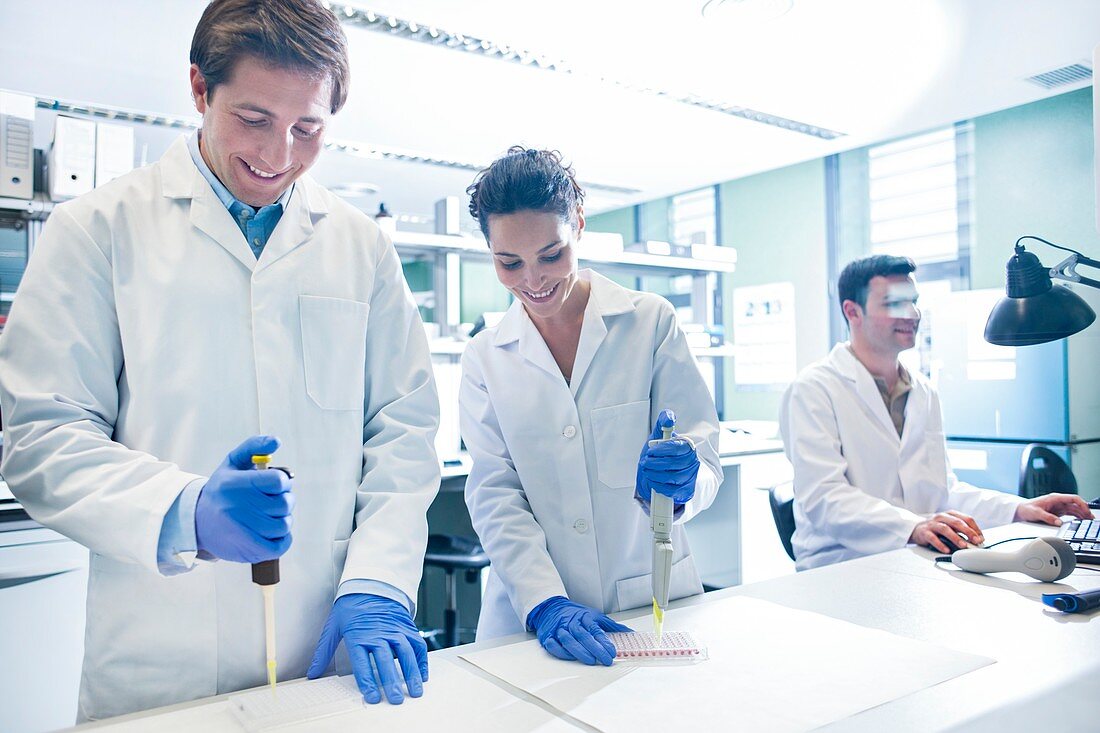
[971, 87, 1097, 289]
[401, 259, 434, 323]
[638, 199, 671, 242]
[587, 198, 671, 243]
[460, 259, 512, 324]
[719, 159, 831, 421]
[587, 206, 635, 242]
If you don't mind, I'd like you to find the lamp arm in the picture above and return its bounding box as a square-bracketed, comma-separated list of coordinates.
[1050, 254, 1100, 290]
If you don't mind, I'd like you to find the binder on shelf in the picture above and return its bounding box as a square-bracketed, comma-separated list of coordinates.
[691, 243, 737, 264]
[577, 230, 624, 258]
[94, 122, 134, 187]
[434, 195, 460, 235]
[47, 115, 96, 200]
[0, 91, 35, 200]
[627, 240, 693, 258]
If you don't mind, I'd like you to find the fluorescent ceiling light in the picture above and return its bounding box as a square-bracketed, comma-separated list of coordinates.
[701, 0, 795, 23]
[329, 182, 380, 198]
[327, 2, 843, 140]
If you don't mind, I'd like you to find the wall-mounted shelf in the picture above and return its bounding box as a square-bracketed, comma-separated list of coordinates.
[428, 340, 467, 355]
[0, 195, 54, 220]
[691, 345, 736, 357]
[429, 339, 734, 359]
[392, 231, 737, 274]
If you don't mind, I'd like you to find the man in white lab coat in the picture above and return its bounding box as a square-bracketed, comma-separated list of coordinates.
[0, 0, 438, 720]
[780, 255, 1090, 570]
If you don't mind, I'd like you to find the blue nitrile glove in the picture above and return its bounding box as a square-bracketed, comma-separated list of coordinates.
[308, 594, 428, 705]
[526, 596, 632, 666]
[635, 409, 700, 506]
[194, 435, 294, 563]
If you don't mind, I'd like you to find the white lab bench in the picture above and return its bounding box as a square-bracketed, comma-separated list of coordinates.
[64, 519, 1100, 732]
[0, 521, 89, 733]
[4, 436, 790, 731]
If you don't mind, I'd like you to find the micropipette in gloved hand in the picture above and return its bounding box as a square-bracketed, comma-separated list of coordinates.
[649, 422, 675, 645]
[251, 454, 294, 692]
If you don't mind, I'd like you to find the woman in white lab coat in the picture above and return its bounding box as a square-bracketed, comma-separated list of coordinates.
[460, 147, 722, 664]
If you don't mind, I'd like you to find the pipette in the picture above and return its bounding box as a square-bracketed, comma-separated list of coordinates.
[250, 454, 287, 692]
[649, 422, 675, 645]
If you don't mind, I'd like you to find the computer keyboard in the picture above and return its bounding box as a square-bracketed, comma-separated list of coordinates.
[1056, 519, 1100, 565]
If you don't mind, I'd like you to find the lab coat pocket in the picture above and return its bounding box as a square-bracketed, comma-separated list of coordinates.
[300, 295, 370, 411]
[591, 399, 650, 489]
[612, 553, 703, 613]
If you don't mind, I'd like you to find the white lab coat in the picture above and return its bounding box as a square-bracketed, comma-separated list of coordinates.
[779, 343, 1022, 570]
[460, 270, 722, 639]
[0, 136, 439, 720]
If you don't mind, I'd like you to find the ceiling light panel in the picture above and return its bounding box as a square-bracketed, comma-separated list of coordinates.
[324, 1, 843, 139]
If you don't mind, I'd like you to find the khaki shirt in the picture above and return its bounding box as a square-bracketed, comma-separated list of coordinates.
[848, 346, 912, 437]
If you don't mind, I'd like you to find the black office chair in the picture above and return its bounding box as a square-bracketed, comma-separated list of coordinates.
[768, 481, 797, 562]
[422, 534, 490, 649]
[1019, 444, 1077, 499]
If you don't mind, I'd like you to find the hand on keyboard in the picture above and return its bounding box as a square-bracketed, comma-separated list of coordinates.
[1014, 493, 1093, 525]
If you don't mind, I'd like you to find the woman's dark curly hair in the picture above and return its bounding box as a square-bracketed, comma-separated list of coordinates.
[466, 146, 585, 241]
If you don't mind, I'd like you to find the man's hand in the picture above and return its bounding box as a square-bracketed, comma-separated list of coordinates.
[307, 594, 427, 705]
[1014, 493, 1093, 525]
[910, 511, 984, 553]
[194, 435, 293, 563]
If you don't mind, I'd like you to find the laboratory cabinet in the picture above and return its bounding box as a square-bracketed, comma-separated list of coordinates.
[0, 525, 88, 733]
[688, 445, 794, 589]
[930, 287, 1100, 494]
[946, 439, 1100, 499]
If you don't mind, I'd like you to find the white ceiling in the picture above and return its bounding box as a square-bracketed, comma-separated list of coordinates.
[1, 0, 1097, 231]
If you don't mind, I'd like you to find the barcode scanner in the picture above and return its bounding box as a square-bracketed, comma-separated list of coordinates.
[947, 537, 1076, 582]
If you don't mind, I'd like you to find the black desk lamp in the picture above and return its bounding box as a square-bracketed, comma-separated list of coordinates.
[984, 236, 1099, 346]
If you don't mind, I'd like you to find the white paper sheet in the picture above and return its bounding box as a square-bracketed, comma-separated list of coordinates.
[89, 659, 574, 732]
[460, 596, 995, 733]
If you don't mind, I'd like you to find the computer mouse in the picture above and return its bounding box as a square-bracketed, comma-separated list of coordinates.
[934, 534, 977, 554]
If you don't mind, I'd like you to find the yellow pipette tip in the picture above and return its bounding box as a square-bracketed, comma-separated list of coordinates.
[652, 598, 665, 643]
[267, 660, 277, 691]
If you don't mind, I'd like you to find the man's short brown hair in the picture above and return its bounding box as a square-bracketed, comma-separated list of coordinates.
[190, 0, 350, 114]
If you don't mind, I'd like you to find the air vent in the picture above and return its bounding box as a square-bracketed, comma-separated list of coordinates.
[1024, 63, 1092, 90]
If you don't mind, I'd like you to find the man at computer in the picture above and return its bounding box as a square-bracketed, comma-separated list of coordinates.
[780, 255, 1092, 570]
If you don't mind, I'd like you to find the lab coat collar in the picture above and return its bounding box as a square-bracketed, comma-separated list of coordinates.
[828, 342, 903, 440]
[491, 270, 636, 393]
[585, 268, 636, 317]
[568, 270, 635, 395]
[491, 269, 635, 348]
[254, 177, 329, 272]
[159, 135, 329, 272]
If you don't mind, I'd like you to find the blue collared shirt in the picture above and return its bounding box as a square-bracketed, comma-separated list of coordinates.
[186, 130, 291, 258]
[156, 132, 411, 613]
